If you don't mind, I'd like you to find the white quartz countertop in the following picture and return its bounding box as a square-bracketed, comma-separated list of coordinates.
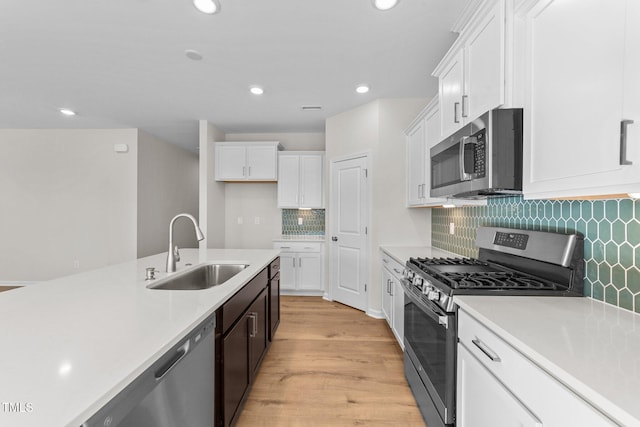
[0, 248, 279, 427]
[379, 245, 460, 265]
[455, 295, 640, 427]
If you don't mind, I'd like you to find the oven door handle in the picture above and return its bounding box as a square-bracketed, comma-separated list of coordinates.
[401, 279, 450, 328]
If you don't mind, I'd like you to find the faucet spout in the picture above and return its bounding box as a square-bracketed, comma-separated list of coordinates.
[166, 213, 205, 273]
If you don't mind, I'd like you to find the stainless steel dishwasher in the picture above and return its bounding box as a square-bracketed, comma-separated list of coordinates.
[83, 314, 215, 427]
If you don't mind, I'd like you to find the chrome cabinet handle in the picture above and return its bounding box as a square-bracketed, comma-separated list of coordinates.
[248, 313, 257, 337]
[393, 268, 402, 274]
[621, 119, 634, 165]
[242, 166, 246, 176]
[454, 102, 460, 124]
[462, 95, 468, 118]
[472, 338, 501, 362]
[390, 281, 394, 297]
[382, 258, 389, 264]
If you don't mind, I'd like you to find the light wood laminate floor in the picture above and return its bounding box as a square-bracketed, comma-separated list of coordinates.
[236, 296, 425, 426]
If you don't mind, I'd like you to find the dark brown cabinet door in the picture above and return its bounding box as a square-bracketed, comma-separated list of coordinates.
[248, 289, 268, 378]
[222, 314, 250, 427]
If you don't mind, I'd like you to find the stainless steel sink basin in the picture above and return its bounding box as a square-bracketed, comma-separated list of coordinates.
[148, 263, 249, 290]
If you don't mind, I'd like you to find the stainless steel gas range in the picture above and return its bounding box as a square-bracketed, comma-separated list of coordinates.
[401, 226, 584, 427]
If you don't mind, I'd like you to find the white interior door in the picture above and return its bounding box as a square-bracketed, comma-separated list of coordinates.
[330, 155, 369, 312]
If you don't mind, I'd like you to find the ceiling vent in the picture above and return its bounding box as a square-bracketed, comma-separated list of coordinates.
[301, 105, 323, 111]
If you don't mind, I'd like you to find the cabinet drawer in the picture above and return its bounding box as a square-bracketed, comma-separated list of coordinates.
[458, 309, 616, 426]
[381, 252, 405, 280]
[273, 242, 322, 253]
[269, 257, 280, 279]
[220, 268, 268, 334]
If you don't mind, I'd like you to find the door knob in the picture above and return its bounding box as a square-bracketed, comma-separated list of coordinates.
[331, 236, 338, 242]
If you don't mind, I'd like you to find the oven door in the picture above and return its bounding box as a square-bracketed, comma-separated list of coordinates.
[402, 280, 456, 426]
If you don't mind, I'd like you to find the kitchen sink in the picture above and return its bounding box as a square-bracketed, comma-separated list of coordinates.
[148, 263, 249, 290]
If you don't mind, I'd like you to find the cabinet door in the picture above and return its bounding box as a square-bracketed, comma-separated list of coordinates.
[406, 120, 426, 206]
[277, 155, 300, 208]
[381, 267, 393, 326]
[425, 102, 442, 148]
[523, 0, 632, 198]
[464, 0, 505, 121]
[623, 0, 640, 177]
[439, 50, 464, 138]
[391, 277, 404, 349]
[216, 145, 246, 181]
[297, 252, 322, 290]
[279, 253, 296, 290]
[249, 289, 268, 378]
[457, 344, 542, 427]
[246, 145, 277, 180]
[299, 155, 323, 208]
[223, 314, 250, 426]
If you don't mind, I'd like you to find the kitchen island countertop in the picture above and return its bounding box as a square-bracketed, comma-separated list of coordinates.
[0, 248, 279, 427]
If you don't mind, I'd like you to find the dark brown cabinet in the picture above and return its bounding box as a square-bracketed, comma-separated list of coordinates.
[268, 258, 280, 342]
[216, 258, 279, 427]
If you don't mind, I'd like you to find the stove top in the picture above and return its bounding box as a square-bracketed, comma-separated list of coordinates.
[402, 227, 585, 312]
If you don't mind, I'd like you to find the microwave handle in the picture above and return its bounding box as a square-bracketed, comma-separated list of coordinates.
[459, 136, 477, 181]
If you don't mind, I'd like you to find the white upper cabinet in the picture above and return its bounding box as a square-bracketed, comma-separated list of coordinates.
[215, 141, 282, 181]
[277, 152, 324, 209]
[521, 0, 640, 198]
[434, 0, 508, 138]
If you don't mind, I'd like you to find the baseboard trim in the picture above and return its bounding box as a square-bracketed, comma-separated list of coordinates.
[367, 308, 384, 319]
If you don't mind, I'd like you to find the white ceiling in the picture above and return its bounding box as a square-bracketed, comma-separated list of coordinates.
[0, 0, 467, 151]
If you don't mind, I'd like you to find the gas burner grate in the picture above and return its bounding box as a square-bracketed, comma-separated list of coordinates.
[443, 272, 558, 290]
[410, 257, 488, 267]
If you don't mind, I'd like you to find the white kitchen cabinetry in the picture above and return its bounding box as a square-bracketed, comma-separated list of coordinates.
[457, 309, 616, 427]
[215, 141, 282, 181]
[433, 0, 508, 138]
[406, 99, 449, 207]
[277, 152, 324, 208]
[273, 242, 323, 294]
[521, 0, 640, 198]
[381, 251, 405, 349]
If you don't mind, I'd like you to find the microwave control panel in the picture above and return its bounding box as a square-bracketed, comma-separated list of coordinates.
[473, 130, 486, 177]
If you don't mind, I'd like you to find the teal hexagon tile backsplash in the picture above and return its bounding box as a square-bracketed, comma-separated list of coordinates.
[282, 209, 325, 235]
[432, 196, 640, 313]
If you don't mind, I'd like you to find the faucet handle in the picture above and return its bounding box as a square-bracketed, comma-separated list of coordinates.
[173, 245, 180, 262]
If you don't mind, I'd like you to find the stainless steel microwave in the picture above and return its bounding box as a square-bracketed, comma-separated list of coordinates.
[430, 108, 523, 199]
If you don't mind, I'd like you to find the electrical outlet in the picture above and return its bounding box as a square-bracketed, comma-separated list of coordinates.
[254, 216, 260, 225]
[298, 217, 303, 225]
[237, 216, 243, 225]
[449, 222, 455, 235]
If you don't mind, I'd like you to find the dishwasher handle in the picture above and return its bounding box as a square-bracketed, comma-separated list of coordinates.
[154, 340, 190, 381]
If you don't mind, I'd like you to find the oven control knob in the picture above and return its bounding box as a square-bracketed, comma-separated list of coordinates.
[427, 290, 439, 301]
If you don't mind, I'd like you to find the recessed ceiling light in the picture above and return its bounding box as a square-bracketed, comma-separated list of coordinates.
[193, 0, 221, 14]
[373, 0, 399, 11]
[59, 108, 76, 116]
[250, 86, 264, 95]
[355, 85, 370, 94]
[185, 49, 203, 61]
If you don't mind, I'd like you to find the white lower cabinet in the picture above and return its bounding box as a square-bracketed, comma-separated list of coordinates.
[273, 242, 323, 293]
[457, 309, 617, 427]
[381, 251, 404, 349]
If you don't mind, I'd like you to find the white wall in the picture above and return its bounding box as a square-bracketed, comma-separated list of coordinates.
[199, 120, 226, 248]
[325, 99, 431, 314]
[137, 131, 199, 258]
[222, 132, 326, 249]
[0, 129, 138, 281]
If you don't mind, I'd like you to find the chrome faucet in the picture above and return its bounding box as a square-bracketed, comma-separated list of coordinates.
[166, 213, 205, 273]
